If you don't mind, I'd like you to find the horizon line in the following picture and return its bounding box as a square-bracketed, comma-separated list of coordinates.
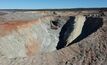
[0, 7, 107, 11]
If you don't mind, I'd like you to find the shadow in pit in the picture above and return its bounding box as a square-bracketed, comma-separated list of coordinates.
[56, 17, 103, 50]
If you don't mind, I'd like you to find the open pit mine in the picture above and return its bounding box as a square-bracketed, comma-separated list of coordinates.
[0, 8, 107, 65]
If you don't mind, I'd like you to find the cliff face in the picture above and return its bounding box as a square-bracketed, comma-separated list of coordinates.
[0, 10, 107, 65]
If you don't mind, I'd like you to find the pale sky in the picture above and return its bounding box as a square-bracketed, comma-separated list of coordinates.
[0, 0, 107, 9]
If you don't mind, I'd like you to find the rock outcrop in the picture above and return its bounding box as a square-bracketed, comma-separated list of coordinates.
[0, 15, 68, 58]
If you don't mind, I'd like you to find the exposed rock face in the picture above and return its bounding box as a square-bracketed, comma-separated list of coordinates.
[56, 15, 86, 49]
[66, 15, 86, 46]
[0, 20, 41, 58]
[0, 15, 68, 58]
[0, 19, 51, 58]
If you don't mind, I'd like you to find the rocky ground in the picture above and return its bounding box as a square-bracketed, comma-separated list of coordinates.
[0, 9, 107, 65]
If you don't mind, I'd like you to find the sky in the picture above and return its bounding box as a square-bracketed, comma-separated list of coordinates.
[0, 0, 107, 9]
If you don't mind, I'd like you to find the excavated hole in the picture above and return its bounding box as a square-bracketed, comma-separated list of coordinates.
[51, 20, 60, 30]
[56, 16, 103, 50]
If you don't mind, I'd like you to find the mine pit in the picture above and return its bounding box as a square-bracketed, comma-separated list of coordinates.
[0, 9, 106, 65]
